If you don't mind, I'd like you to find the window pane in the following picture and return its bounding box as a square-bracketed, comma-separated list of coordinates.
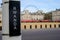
[0, 21, 1, 23]
[50, 25, 52, 28]
[59, 24, 60, 28]
[40, 25, 42, 29]
[45, 25, 47, 28]
[30, 25, 32, 29]
[35, 25, 37, 29]
[54, 24, 56, 28]
[24, 25, 26, 29]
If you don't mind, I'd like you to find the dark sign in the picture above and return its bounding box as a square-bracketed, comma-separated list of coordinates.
[9, 1, 21, 36]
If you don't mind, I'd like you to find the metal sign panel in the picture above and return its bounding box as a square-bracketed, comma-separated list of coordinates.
[9, 1, 21, 36]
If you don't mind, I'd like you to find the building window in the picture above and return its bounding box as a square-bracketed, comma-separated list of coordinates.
[0, 21, 1, 23]
[40, 25, 42, 29]
[0, 26, 2, 30]
[54, 24, 56, 28]
[35, 25, 37, 29]
[24, 25, 26, 29]
[58, 24, 60, 28]
[50, 24, 52, 28]
[30, 25, 32, 29]
[45, 25, 47, 28]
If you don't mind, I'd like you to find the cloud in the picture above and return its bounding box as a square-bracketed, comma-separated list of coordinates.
[21, 0, 47, 10]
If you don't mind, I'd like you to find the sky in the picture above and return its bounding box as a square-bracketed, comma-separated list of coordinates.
[0, 0, 60, 12]
[21, 0, 60, 12]
[0, 0, 2, 7]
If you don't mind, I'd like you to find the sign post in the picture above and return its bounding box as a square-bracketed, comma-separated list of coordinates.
[2, 0, 21, 40]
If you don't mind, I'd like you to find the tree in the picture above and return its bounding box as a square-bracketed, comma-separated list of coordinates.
[44, 12, 52, 20]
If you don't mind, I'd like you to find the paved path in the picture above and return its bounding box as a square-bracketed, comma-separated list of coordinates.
[0, 28, 60, 40]
[0, 31, 2, 40]
[22, 29, 60, 40]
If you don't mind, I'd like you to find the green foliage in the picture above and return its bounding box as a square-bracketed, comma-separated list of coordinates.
[44, 12, 52, 20]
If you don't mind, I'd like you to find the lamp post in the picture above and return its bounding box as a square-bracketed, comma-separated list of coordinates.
[2, 0, 21, 40]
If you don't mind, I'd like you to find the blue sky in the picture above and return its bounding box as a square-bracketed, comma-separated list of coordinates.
[0, 0, 60, 12]
[0, 0, 2, 7]
[21, 0, 60, 12]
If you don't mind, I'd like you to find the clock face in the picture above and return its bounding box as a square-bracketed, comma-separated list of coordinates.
[9, 1, 21, 37]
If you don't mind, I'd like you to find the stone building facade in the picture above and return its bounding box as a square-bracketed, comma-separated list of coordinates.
[0, 9, 60, 30]
[52, 9, 60, 21]
[21, 22, 60, 30]
[0, 11, 2, 30]
[21, 10, 44, 20]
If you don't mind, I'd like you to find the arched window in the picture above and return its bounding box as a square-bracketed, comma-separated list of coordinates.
[50, 24, 52, 28]
[54, 24, 56, 28]
[45, 25, 47, 28]
[0, 26, 2, 30]
[58, 24, 60, 28]
[35, 25, 37, 29]
[0, 21, 1, 23]
[40, 25, 42, 29]
[30, 25, 32, 29]
[24, 25, 26, 29]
